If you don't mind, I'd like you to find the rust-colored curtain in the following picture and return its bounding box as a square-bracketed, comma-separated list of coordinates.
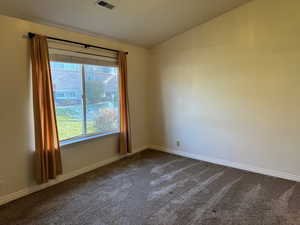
[30, 35, 62, 184]
[118, 52, 132, 154]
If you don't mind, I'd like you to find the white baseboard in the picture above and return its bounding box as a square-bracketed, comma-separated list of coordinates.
[0, 146, 149, 206]
[151, 145, 300, 183]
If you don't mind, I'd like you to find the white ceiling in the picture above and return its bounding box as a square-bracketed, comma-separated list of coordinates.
[0, 0, 251, 47]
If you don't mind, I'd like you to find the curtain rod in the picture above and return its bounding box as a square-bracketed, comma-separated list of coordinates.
[28, 32, 128, 55]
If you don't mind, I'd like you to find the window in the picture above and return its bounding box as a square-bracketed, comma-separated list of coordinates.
[50, 61, 120, 142]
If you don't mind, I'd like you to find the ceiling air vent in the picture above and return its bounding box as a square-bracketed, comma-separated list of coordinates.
[97, 0, 115, 10]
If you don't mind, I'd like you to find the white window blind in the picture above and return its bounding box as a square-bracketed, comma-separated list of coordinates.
[49, 48, 118, 67]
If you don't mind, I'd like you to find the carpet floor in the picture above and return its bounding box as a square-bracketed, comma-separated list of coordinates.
[0, 149, 300, 225]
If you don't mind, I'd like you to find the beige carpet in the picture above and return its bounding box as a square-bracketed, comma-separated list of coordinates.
[0, 149, 299, 225]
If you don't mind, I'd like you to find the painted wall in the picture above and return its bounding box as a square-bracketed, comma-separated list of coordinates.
[150, 0, 300, 177]
[2, 0, 300, 201]
[0, 14, 150, 198]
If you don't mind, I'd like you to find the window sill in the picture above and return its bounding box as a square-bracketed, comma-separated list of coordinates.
[60, 131, 120, 147]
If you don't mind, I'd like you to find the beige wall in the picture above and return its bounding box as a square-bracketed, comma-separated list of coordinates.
[2, 0, 300, 200]
[0, 14, 150, 197]
[150, 0, 300, 176]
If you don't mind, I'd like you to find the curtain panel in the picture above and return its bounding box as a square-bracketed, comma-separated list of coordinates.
[118, 52, 132, 154]
[30, 35, 63, 184]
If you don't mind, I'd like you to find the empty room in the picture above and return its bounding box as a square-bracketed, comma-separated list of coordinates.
[1, 0, 300, 224]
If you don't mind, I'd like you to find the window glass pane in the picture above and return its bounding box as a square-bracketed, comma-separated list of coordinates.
[84, 65, 119, 134]
[51, 62, 83, 140]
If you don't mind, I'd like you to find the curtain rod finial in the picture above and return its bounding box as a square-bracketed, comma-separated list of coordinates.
[28, 32, 35, 39]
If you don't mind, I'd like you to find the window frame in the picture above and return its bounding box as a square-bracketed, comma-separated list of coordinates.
[51, 61, 120, 146]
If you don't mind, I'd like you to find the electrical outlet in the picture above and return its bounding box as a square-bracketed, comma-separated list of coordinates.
[176, 140, 180, 147]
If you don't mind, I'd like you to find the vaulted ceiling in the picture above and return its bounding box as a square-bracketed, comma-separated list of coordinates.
[0, 0, 251, 47]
